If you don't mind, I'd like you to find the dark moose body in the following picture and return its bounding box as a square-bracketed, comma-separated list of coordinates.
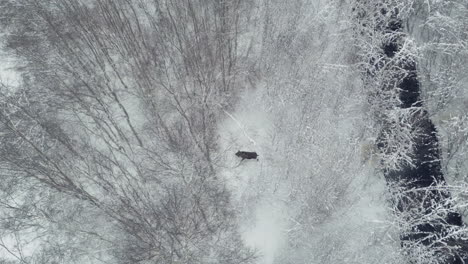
[235, 151, 258, 161]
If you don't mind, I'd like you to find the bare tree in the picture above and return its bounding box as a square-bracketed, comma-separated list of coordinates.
[0, 0, 256, 263]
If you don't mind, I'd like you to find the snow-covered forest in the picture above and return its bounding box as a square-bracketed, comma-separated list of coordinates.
[0, 0, 468, 263]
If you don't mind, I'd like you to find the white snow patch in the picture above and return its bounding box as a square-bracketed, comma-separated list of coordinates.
[243, 201, 287, 264]
[219, 87, 286, 264]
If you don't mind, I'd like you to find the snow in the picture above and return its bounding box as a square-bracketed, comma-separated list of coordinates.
[2, 1, 467, 262]
[0, 46, 20, 88]
[219, 84, 402, 263]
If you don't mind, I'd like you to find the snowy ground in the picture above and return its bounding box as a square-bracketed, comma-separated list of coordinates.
[219, 85, 404, 263]
[0, 48, 19, 87]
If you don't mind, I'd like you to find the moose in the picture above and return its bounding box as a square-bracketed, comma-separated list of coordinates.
[235, 151, 259, 161]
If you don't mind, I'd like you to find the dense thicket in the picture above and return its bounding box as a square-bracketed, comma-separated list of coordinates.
[352, 0, 468, 263]
[0, 1, 256, 263]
